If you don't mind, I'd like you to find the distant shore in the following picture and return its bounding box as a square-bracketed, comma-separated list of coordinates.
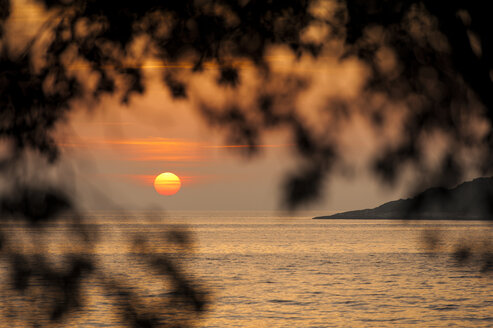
[313, 176, 493, 221]
[312, 216, 493, 221]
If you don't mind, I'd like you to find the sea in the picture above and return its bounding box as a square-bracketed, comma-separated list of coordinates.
[1, 211, 492, 327]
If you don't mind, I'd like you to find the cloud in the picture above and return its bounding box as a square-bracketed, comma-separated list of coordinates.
[115, 174, 215, 186]
[60, 136, 292, 163]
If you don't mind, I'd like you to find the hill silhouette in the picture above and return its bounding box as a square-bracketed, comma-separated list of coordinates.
[314, 177, 493, 220]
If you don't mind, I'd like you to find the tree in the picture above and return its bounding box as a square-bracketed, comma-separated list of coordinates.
[0, 0, 492, 326]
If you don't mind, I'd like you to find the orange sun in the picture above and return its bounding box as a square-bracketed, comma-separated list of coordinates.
[154, 172, 181, 196]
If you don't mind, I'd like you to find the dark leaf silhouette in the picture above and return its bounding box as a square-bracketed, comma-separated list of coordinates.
[1, 0, 493, 326]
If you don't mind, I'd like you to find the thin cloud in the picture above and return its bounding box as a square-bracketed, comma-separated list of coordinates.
[205, 144, 294, 149]
[116, 174, 215, 186]
[65, 55, 331, 73]
[61, 137, 291, 163]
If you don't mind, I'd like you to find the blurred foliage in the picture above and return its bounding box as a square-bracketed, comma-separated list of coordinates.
[0, 0, 491, 204]
[1, 0, 493, 326]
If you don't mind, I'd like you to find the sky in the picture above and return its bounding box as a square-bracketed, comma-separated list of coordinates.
[6, 0, 482, 213]
[54, 77, 412, 213]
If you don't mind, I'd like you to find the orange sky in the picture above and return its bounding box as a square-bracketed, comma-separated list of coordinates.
[60, 135, 293, 186]
[7, 0, 438, 212]
[57, 105, 301, 211]
[53, 77, 416, 212]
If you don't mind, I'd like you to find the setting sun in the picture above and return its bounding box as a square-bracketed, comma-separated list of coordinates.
[154, 172, 181, 196]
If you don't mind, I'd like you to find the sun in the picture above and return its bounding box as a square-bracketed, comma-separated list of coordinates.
[154, 172, 181, 196]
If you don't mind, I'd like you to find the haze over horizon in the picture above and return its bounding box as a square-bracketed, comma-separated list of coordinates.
[58, 101, 433, 213]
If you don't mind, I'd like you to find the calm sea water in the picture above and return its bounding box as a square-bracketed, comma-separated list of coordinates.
[1, 212, 492, 327]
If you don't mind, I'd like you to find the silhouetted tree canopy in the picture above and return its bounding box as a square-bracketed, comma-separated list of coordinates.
[1, 0, 493, 326]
